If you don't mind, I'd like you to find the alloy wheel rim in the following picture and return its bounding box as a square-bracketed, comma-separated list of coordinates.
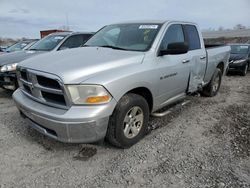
[123, 106, 144, 139]
[244, 64, 248, 75]
[213, 75, 220, 92]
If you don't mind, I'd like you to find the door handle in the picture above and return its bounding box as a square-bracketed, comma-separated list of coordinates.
[200, 56, 206, 60]
[182, 59, 190, 64]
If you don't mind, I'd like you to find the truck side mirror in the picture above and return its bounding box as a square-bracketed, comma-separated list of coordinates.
[159, 42, 188, 56]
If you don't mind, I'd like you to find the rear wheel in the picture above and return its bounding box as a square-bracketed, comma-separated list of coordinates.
[106, 93, 149, 148]
[202, 68, 222, 97]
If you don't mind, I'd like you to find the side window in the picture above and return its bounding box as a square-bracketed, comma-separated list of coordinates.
[59, 35, 84, 50]
[183, 25, 201, 50]
[82, 34, 92, 44]
[160, 24, 184, 50]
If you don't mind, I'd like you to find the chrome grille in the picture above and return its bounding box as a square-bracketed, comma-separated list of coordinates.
[17, 68, 69, 109]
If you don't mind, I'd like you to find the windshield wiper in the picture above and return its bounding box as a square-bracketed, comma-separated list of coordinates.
[100, 45, 129, 51]
[29, 48, 49, 51]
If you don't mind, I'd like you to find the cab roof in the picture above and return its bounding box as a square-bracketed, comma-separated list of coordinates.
[49, 31, 94, 36]
[112, 20, 196, 25]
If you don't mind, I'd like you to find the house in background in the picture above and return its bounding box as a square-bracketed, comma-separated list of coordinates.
[40, 29, 71, 38]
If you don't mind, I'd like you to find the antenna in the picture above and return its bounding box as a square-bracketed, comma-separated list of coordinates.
[66, 13, 69, 30]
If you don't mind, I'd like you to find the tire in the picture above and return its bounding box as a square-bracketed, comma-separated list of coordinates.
[106, 93, 149, 148]
[202, 68, 222, 97]
[225, 66, 229, 76]
[241, 63, 248, 76]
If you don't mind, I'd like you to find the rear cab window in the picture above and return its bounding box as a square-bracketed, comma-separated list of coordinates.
[183, 25, 201, 50]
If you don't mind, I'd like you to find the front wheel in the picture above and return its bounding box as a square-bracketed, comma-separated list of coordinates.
[202, 68, 222, 97]
[106, 93, 149, 148]
[241, 63, 248, 76]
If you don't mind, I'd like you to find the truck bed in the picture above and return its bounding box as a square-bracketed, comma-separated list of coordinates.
[205, 44, 226, 49]
[204, 45, 231, 83]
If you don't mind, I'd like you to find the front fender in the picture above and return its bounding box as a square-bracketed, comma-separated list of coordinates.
[83, 64, 157, 106]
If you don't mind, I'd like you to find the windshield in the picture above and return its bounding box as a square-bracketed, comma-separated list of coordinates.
[24, 40, 38, 50]
[230, 45, 249, 54]
[29, 35, 66, 51]
[85, 23, 162, 51]
[6, 41, 30, 52]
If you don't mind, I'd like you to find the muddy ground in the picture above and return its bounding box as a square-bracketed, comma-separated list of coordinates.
[0, 73, 249, 188]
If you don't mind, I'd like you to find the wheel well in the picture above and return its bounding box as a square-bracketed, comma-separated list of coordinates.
[127, 87, 153, 112]
[217, 62, 224, 74]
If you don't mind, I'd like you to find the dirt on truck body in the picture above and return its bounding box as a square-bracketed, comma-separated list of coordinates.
[0, 73, 250, 187]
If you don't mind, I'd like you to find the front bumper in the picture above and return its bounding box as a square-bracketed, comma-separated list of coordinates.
[13, 89, 117, 143]
[228, 61, 247, 71]
[0, 71, 16, 90]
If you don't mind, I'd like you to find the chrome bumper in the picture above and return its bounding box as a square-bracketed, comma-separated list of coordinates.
[13, 89, 117, 143]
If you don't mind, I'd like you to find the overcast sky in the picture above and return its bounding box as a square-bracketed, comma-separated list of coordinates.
[0, 0, 249, 38]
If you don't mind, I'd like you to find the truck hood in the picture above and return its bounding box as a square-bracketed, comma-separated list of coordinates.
[0, 50, 45, 66]
[19, 47, 145, 84]
[229, 53, 248, 61]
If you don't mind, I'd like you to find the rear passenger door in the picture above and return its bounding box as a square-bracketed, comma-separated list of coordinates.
[183, 25, 207, 92]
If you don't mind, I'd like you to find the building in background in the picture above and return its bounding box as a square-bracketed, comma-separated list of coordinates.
[40, 29, 71, 38]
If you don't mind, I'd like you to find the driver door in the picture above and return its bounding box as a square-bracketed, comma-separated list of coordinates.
[155, 24, 190, 106]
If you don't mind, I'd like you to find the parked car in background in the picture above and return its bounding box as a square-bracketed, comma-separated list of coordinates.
[0, 32, 93, 90]
[0, 46, 8, 51]
[228, 44, 250, 76]
[0, 47, 6, 55]
[4, 39, 38, 53]
[22, 40, 39, 50]
[13, 20, 230, 148]
[0, 42, 39, 56]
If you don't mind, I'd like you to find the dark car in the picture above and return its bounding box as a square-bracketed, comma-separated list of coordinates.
[0, 32, 93, 90]
[228, 44, 250, 76]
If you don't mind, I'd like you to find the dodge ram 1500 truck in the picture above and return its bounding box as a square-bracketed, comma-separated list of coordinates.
[13, 20, 230, 148]
[0, 32, 93, 90]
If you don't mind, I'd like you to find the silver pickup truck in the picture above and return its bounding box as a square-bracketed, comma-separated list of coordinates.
[13, 20, 230, 148]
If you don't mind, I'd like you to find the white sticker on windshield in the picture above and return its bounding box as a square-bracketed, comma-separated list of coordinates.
[54, 36, 64, 40]
[139, 25, 158, 29]
[240, 46, 248, 49]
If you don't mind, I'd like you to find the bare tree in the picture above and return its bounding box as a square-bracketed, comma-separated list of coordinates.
[218, 26, 224, 31]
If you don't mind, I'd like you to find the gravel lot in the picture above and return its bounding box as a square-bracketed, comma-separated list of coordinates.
[0, 73, 250, 188]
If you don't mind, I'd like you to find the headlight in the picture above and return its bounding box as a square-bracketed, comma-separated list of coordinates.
[66, 85, 112, 105]
[233, 59, 246, 64]
[0, 63, 18, 72]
